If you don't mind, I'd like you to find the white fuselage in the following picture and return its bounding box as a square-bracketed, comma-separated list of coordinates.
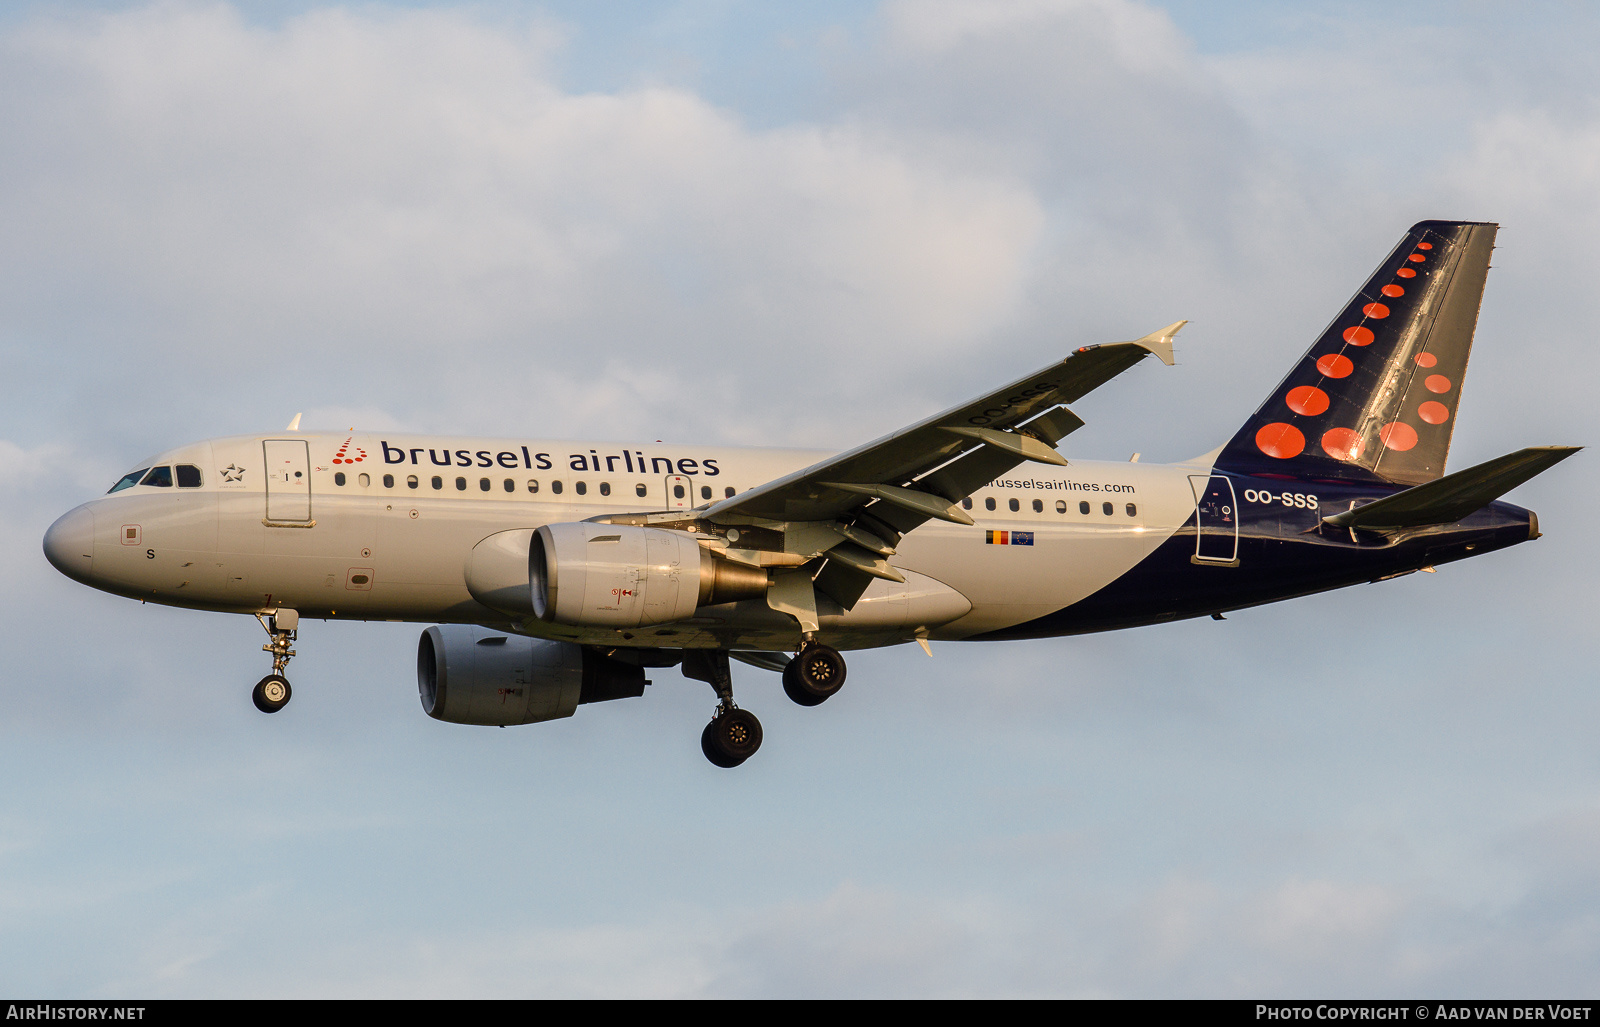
[51, 432, 1209, 651]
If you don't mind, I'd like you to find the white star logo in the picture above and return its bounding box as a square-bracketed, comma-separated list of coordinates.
[222, 464, 245, 483]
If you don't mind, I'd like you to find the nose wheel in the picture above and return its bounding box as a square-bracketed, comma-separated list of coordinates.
[782, 642, 846, 706]
[252, 674, 292, 713]
[252, 610, 299, 714]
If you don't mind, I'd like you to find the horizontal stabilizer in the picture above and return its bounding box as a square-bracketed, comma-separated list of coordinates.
[1322, 446, 1580, 530]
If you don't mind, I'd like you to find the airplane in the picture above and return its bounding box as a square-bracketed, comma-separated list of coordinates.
[42, 220, 1578, 768]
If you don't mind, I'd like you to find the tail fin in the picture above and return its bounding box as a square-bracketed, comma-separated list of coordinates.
[1215, 220, 1498, 485]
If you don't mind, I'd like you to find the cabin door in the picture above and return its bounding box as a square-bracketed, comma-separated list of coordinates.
[1189, 474, 1238, 566]
[264, 440, 312, 523]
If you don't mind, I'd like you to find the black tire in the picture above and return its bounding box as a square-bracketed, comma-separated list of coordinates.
[701, 721, 743, 768]
[782, 660, 828, 707]
[704, 708, 762, 766]
[785, 644, 846, 704]
[252, 674, 292, 714]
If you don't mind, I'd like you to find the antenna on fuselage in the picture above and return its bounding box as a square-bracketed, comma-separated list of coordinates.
[285, 413, 302, 431]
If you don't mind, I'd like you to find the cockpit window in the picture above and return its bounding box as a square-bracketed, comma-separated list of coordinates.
[139, 466, 174, 488]
[176, 464, 202, 488]
[108, 469, 150, 494]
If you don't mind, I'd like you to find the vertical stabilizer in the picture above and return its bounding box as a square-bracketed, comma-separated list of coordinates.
[1215, 221, 1497, 485]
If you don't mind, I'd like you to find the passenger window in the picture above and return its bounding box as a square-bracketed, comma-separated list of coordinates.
[962, 497, 972, 510]
[407, 475, 419, 489]
[600, 482, 611, 497]
[334, 472, 346, 486]
[1079, 501, 1090, 514]
[358, 473, 370, 487]
[1126, 503, 1137, 517]
[108, 469, 149, 494]
[140, 466, 174, 488]
[479, 478, 490, 492]
[1056, 500, 1067, 514]
[635, 483, 647, 497]
[575, 481, 587, 496]
[985, 497, 995, 511]
[176, 464, 203, 488]
[725, 487, 735, 498]
[1008, 498, 1019, 512]
[700, 485, 712, 500]
[431, 476, 443, 490]
[1102, 502, 1113, 516]
[454, 477, 467, 491]
[1032, 499, 1043, 513]
[504, 479, 514, 493]
[383, 474, 394, 488]
[528, 480, 539, 493]
[673, 484, 685, 499]
[552, 480, 563, 495]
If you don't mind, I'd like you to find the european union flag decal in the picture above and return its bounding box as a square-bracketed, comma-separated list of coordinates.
[1013, 531, 1034, 546]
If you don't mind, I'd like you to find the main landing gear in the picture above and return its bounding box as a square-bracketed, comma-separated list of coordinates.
[683, 641, 850, 768]
[683, 650, 764, 768]
[782, 642, 847, 707]
[252, 609, 298, 714]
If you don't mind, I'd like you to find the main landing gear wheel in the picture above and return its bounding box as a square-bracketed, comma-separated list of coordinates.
[782, 643, 846, 707]
[701, 708, 763, 768]
[252, 674, 292, 713]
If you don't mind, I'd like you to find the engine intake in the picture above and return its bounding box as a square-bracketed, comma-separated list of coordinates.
[417, 624, 647, 726]
[465, 523, 769, 628]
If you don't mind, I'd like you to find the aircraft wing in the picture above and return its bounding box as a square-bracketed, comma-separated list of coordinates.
[703, 321, 1184, 543]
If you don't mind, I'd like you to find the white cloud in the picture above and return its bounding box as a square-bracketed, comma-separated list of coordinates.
[0, 1, 1042, 450]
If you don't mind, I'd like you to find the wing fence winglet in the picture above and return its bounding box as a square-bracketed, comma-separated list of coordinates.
[1125, 320, 1186, 366]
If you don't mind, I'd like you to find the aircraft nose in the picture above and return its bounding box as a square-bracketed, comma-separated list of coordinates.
[43, 504, 96, 582]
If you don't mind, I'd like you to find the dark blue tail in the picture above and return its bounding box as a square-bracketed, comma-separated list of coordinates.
[1215, 220, 1497, 486]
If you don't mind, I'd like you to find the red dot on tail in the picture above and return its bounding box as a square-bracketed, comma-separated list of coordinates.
[1286, 385, 1330, 416]
[1316, 353, 1354, 378]
[1343, 326, 1375, 345]
[1418, 401, 1450, 424]
[1397, 268, 1416, 278]
[1414, 352, 1437, 367]
[1380, 422, 1418, 451]
[1256, 423, 1306, 460]
[1408, 253, 1426, 263]
[1321, 427, 1365, 461]
[1362, 302, 1390, 318]
[1417, 242, 1433, 250]
[1425, 374, 1452, 393]
[1381, 284, 1404, 298]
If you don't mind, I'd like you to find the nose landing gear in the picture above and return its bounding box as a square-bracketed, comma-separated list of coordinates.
[252, 609, 298, 714]
[683, 649, 764, 768]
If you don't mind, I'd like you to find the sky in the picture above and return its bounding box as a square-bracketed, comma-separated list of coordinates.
[2, 0, 1598, 998]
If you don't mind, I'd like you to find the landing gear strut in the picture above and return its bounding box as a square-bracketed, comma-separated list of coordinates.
[782, 641, 847, 707]
[683, 650, 763, 768]
[252, 609, 298, 714]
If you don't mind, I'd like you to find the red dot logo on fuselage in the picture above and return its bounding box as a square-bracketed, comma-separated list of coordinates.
[332, 438, 368, 465]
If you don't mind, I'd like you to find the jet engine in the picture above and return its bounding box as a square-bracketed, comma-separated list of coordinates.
[465, 524, 769, 628]
[417, 624, 648, 726]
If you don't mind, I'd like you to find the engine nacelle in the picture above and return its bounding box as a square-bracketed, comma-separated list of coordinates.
[417, 624, 648, 726]
[465, 523, 769, 628]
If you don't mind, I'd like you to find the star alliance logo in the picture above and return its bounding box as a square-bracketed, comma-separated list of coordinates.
[221, 464, 245, 483]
